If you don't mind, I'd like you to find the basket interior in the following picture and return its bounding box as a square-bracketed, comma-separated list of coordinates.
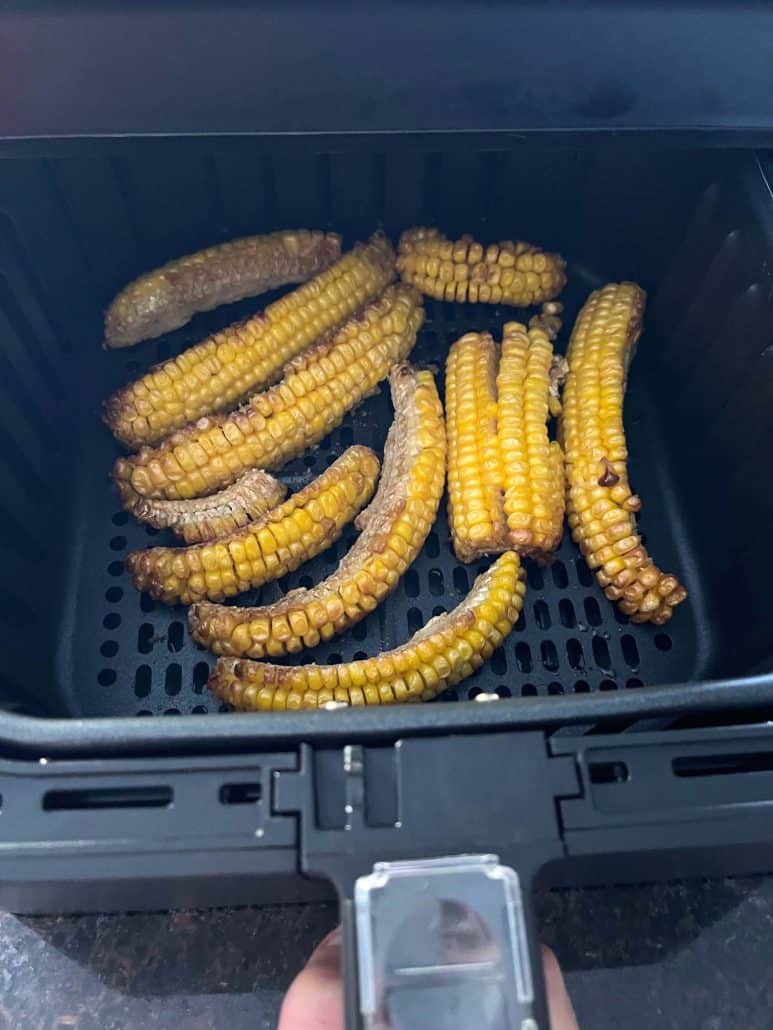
[0, 138, 770, 719]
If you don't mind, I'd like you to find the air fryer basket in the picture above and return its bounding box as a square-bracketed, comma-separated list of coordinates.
[0, 139, 771, 738]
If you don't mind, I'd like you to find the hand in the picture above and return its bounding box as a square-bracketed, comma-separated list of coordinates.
[279, 928, 579, 1029]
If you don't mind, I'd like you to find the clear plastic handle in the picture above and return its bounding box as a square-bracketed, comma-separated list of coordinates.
[350, 855, 545, 1030]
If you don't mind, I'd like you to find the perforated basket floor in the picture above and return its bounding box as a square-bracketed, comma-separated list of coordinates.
[57, 274, 703, 718]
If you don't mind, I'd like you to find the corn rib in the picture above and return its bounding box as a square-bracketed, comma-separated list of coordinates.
[445, 332, 507, 562]
[113, 284, 424, 505]
[561, 282, 687, 624]
[125, 446, 380, 605]
[104, 233, 395, 447]
[498, 322, 565, 562]
[397, 227, 566, 307]
[104, 230, 342, 349]
[208, 551, 525, 711]
[189, 363, 446, 658]
[128, 468, 288, 544]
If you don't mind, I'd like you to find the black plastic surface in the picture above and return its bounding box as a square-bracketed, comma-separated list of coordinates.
[2, 3, 773, 141]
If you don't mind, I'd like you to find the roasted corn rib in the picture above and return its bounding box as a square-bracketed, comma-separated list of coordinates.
[208, 551, 525, 711]
[103, 230, 342, 349]
[445, 332, 507, 562]
[498, 321, 565, 562]
[397, 228, 566, 307]
[128, 468, 288, 544]
[114, 283, 424, 505]
[561, 283, 687, 624]
[105, 233, 395, 447]
[125, 446, 380, 605]
[189, 363, 446, 658]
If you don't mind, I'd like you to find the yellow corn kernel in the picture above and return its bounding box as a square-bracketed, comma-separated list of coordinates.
[207, 552, 526, 711]
[397, 228, 565, 308]
[113, 284, 424, 506]
[189, 363, 447, 658]
[125, 446, 379, 605]
[105, 234, 394, 447]
[561, 283, 687, 624]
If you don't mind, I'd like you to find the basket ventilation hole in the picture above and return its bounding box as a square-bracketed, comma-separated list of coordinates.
[600, 679, 618, 691]
[551, 561, 568, 588]
[105, 586, 123, 603]
[515, 642, 532, 673]
[426, 531, 440, 558]
[108, 560, 124, 577]
[540, 640, 559, 672]
[138, 623, 156, 654]
[352, 620, 368, 641]
[432, 605, 447, 617]
[167, 621, 185, 653]
[145, 525, 160, 537]
[103, 612, 121, 630]
[521, 683, 537, 697]
[299, 575, 313, 589]
[98, 668, 116, 686]
[559, 599, 576, 629]
[164, 708, 181, 716]
[453, 566, 469, 594]
[547, 681, 564, 696]
[353, 651, 368, 661]
[576, 560, 594, 587]
[404, 569, 419, 598]
[304, 454, 316, 469]
[584, 597, 602, 627]
[626, 677, 644, 689]
[100, 640, 118, 659]
[407, 607, 423, 634]
[428, 569, 444, 596]
[140, 593, 155, 613]
[534, 600, 551, 630]
[566, 638, 584, 670]
[527, 565, 544, 590]
[111, 512, 129, 527]
[134, 665, 152, 699]
[497, 685, 512, 698]
[621, 634, 640, 668]
[655, 633, 673, 652]
[327, 652, 342, 664]
[574, 680, 591, 693]
[490, 648, 507, 675]
[165, 664, 182, 696]
[192, 705, 208, 714]
[110, 535, 127, 551]
[592, 636, 612, 670]
[193, 661, 210, 693]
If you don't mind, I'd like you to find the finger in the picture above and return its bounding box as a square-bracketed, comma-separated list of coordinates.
[278, 927, 344, 1030]
[542, 945, 580, 1030]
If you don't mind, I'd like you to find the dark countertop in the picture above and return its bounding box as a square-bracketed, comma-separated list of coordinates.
[2, 878, 772, 1029]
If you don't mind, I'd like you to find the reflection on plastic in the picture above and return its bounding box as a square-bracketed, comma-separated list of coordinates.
[355, 855, 535, 1030]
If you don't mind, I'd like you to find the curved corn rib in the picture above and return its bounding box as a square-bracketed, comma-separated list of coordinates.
[129, 468, 288, 544]
[445, 332, 507, 562]
[498, 321, 565, 562]
[189, 363, 446, 658]
[113, 284, 424, 504]
[561, 283, 687, 624]
[125, 446, 380, 605]
[104, 230, 342, 349]
[208, 551, 525, 711]
[105, 233, 395, 447]
[397, 227, 566, 307]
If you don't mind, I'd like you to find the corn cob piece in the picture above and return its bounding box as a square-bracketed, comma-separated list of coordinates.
[561, 283, 687, 624]
[104, 233, 395, 447]
[445, 332, 507, 562]
[498, 321, 565, 562]
[189, 363, 446, 658]
[128, 468, 287, 544]
[104, 230, 343, 349]
[125, 446, 380, 605]
[208, 551, 525, 711]
[113, 284, 424, 506]
[397, 228, 566, 307]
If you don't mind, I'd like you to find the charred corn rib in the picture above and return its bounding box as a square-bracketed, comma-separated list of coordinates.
[128, 469, 287, 544]
[445, 332, 507, 562]
[105, 233, 395, 447]
[561, 283, 687, 624]
[397, 228, 566, 307]
[208, 551, 525, 711]
[189, 364, 446, 658]
[114, 284, 424, 505]
[103, 230, 342, 349]
[125, 446, 379, 605]
[498, 322, 565, 562]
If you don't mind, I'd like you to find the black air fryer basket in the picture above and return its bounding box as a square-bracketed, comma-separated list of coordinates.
[2, 3, 773, 1027]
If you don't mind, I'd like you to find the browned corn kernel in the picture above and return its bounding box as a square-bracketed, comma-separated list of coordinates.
[208, 551, 525, 711]
[128, 468, 287, 544]
[498, 322, 565, 562]
[104, 233, 395, 447]
[445, 332, 507, 562]
[397, 228, 566, 308]
[125, 446, 379, 605]
[103, 230, 343, 349]
[561, 283, 687, 624]
[189, 363, 446, 658]
[113, 284, 424, 505]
